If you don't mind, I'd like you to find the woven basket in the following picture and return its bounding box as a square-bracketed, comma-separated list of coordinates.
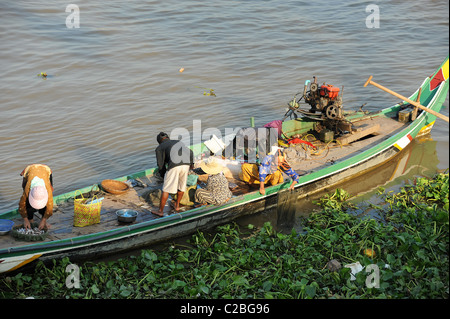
[73, 191, 102, 227]
[101, 179, 130, 195]
[11, 222, 48, 242]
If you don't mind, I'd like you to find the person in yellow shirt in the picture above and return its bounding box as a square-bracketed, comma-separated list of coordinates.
[240, 147, 299, 195]
[18, 164, 54, 230]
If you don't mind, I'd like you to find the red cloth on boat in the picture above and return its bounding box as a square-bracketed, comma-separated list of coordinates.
[288, 138, 316, 149]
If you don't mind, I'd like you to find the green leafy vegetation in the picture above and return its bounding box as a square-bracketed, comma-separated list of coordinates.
[1, 173, 448, 299]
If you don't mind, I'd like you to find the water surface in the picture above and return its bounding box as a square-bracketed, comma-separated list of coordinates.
[0, 0, 448, 213]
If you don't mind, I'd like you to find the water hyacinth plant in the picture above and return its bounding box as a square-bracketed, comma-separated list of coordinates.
[0, 173, 448, 299]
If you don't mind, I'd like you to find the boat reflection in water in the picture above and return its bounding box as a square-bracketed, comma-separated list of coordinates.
[238, 136, 441, 234]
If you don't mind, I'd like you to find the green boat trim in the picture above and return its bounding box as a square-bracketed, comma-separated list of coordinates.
[0, 57, 448, 273]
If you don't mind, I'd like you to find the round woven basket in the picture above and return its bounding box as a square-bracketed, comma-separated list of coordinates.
[11, 222, 48, 242]
[101, 179, 130, 195]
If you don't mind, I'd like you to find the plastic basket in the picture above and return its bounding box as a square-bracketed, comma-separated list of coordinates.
[0, 219, 14, 235]
[73, 190, 102, 227]
[0, 219, 14, 232]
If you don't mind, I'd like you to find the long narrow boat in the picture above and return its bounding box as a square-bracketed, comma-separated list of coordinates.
[0, 57, 448, 274]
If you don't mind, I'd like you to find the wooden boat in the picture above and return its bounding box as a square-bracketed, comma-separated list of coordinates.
[0, 57, 448, 274]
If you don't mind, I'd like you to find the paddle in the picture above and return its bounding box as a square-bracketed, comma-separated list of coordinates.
[411, 88, 422, 121]
[364, 76, 449, 123]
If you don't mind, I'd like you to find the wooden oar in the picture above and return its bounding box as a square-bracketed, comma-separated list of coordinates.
[364, 76, 449, 123]
[411, 88, 422, 121]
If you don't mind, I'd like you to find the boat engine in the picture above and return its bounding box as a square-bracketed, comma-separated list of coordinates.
[303, 76, 343, 120]
[283, 76, 353, 141]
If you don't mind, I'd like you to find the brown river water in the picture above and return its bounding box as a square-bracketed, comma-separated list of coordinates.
[0, 0, 448, 219]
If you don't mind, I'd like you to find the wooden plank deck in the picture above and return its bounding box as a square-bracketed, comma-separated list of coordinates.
[287, 116, 405, 172]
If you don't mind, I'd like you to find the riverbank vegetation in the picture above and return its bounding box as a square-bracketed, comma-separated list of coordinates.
[1, 173, 448, 299]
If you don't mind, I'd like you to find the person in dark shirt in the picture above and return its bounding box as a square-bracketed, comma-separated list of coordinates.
[152, 132, 194, 216]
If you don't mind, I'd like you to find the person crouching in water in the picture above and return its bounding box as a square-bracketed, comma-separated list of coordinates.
[194, 157, 232, 207]
[240, 146, 299, 195]
[18, 164, 54, 230]
[152, 132, 194, 217]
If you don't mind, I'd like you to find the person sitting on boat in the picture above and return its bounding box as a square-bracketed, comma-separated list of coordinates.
[152, 132, 194, 217]
[240, 146, 299, 195]
[194, 157, 232, 206]
[18, 164, 54, 230]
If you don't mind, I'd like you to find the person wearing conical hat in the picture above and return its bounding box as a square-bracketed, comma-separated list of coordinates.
[18, 164, 54, 230]
[194, 157, 232, 206]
